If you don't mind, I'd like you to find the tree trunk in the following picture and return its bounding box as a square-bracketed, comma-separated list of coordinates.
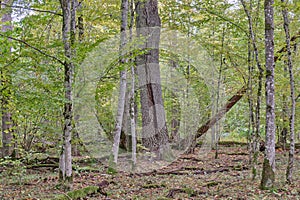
[260, 0, 276, 190]
[112, 0, 129, 164]
[78, 15, 84, 42]
[129, 0, 137, 168]
[281, 0, 295, 184]
[279, 91, 288, 150]
[240, 0, 263, 180]
[59, 0, 76, 186]
[1, 0, 14, 158]
[136, 0, 169, 155]
[214, 25, 226, 159]
[185, 86, 247, 153]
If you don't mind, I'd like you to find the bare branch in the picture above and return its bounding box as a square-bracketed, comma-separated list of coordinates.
[0, 3, 62, 16]
[0, 33, 64, 65]
[296, 94, 300, 102]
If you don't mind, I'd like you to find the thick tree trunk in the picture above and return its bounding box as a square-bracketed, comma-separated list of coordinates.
[136, 0, 169, 154]
[1, 0, 14, 158]
[260, 0, 276, 190]
[281, 0, 295, 184]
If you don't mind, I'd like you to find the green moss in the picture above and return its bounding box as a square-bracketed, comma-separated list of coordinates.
[107, 166, 118, 174]
[182, 187, 195, 197]
[53, 186, 99, 200]
[260, 158, 275, 190]
[107, 155, 118, 175]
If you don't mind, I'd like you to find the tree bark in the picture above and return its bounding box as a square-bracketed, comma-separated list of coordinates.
[260, 0, 276, 190]
[112, 0, 128, 164]
[240, 0, 263, 180]
[1, 0, 14, 158]
[59, 0, 76, 185]
[136, 0, 169, 154]
[281, 0, 295, 184]
[129, 0, 137, 168]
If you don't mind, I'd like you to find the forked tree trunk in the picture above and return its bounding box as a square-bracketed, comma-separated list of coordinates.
[112, 0, 128, 164]
[1, 0, 14, 158]
[281, 0, 295, 184]
[260, 0, 276, 190]
[136, 0, 169, 155]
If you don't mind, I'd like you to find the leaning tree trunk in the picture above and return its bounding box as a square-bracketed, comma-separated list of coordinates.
[59, 0, 76, 186]
[260, 0, 276, 190]
[281, 0, 295, 184]
[1, 0, 14, 158]
[136, 0, 169, 155]
[112, 0, 129, 164]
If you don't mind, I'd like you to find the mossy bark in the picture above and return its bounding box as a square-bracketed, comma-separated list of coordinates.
[260, 158, 275, 189]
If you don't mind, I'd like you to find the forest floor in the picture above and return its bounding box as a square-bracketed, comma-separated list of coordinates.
[1, 143, 300, 200]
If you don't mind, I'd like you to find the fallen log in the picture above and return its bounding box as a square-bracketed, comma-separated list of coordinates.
[196, 86, 247, 139]
[185, 86, 247, 153]
[185, 29, 300, 153]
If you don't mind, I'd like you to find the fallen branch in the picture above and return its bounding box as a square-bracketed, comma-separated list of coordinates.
[142, 183, 166, 189]
[26, 164, 57, 169]
[166, 187, 205, 198]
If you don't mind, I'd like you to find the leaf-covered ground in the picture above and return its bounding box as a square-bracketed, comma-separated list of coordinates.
[1, 144, 299, 199]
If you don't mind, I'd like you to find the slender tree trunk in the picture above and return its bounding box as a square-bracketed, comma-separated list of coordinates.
[281, 0, 295, 184]
[260, 0, 276, 189]
[215, 25, 225, 159]
[136, 0, 169, 156]
[241, 0, 263, 180]
[112, 0, 128, 164]
[59, 0, 76, 186]
[1, 0, 14, 158]
[78, 15, 84, 42]
[129, 0, 137, 168]
[72, 3, 85, 156]
[279, 80, 288, 150]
